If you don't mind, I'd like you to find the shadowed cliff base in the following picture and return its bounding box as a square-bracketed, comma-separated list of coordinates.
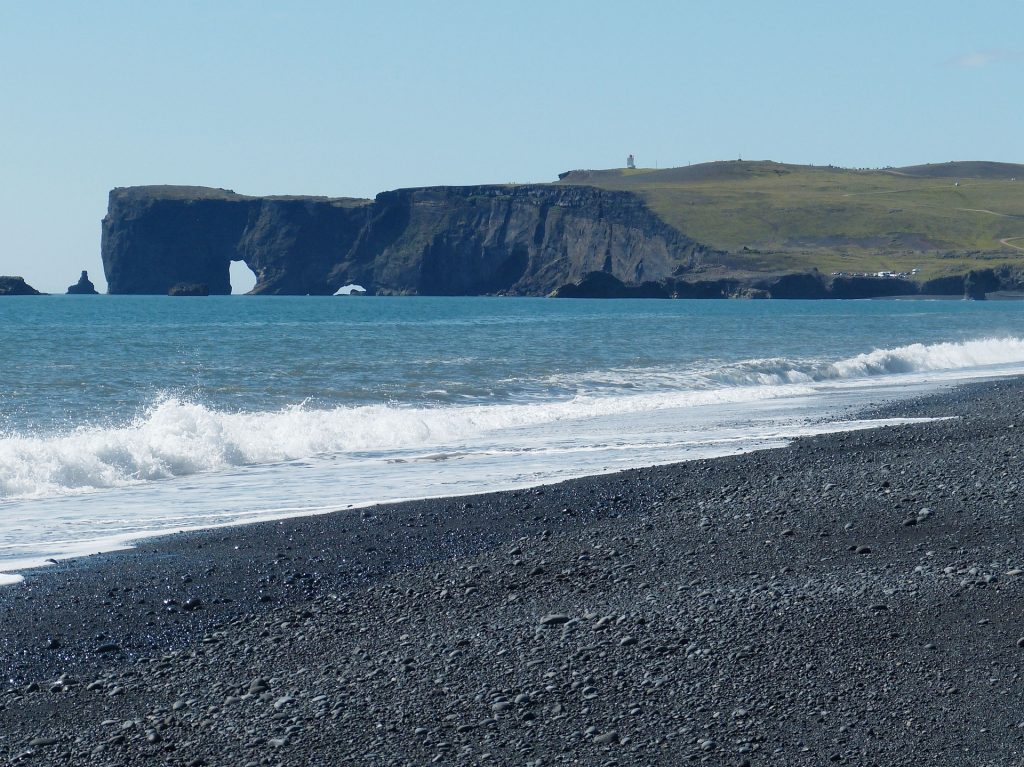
[551, 268, 1010, 300]
[167, 282, 210, 297]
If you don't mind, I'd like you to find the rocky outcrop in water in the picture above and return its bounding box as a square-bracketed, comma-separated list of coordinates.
[101, 185, 715, 296]
[168, 282, 210, 296]
[550, 271, 670, 298]
[66, 271, 98, 295]
[827, 275, 918, 299]
[963, 269, 1000, 300]
[0, 276, 41, 295]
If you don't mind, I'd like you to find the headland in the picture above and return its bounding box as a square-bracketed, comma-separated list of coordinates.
[100, 160, 1024, 298]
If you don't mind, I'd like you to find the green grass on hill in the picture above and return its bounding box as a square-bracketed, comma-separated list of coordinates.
[113, 186, 372, 207]
[556, 160, 1024, 278]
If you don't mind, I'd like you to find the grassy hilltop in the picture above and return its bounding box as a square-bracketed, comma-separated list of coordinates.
[557, 160, 1024, 279]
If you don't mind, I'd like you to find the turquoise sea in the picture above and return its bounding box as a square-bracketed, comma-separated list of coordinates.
[3, 295, 1024, 583]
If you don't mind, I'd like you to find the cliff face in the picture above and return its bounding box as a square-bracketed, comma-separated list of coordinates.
[103, 188, 267, 295]
[102, 185, 713, 295]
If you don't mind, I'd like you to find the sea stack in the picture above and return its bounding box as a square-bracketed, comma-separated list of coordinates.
[0, 276, 41, 295]
[66, 270, 99, 295]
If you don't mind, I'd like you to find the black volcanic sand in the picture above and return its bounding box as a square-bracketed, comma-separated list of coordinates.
[4, 380, 1024, 766]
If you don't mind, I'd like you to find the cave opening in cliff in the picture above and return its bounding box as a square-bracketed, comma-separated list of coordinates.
[229, 260, 258, 294]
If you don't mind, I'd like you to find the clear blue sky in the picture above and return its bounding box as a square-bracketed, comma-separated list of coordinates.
[1, 0, 1021, 292]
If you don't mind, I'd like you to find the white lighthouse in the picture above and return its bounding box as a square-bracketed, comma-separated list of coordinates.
[626, 154, 636, 169]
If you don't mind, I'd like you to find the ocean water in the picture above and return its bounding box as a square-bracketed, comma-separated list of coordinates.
[3, 295, 1024, 584]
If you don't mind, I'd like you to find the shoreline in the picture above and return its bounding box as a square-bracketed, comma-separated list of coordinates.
[0, 411, 944, 585]
[3, 377, 1024, 764]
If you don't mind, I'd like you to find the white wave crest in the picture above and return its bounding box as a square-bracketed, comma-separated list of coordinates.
[0, 385, 807, 500]
[708, 337, 1024, 386]
[3, 336, 1024, 501]
[825, 337, 1024, 378]
[552, 337, 1024, 391]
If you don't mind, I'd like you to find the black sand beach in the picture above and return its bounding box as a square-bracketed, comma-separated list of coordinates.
[3, 379, 1024, 765]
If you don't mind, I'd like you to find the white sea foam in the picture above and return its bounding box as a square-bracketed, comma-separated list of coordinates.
[0, 385, 811, 500]
[825, 337, 1024, 378]
[553, 336, 1024, 392]
[1, 336, 1023, 501]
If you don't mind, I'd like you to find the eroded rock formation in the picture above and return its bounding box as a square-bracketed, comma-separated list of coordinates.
[66, 271, 98, 295]
[101, 185, 714, 296]
[101, 185, 1015, 299]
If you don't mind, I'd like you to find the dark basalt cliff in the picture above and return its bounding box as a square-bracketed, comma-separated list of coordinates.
[102, 185, 714, 296]
[66, 270, 98, 295]
[0, 276, 41, 295]
[552, 268, 1008, 300]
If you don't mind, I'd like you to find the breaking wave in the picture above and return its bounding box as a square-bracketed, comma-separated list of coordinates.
[2, 337, 1023, 501]
[826, 337, 1024, 378]
[0, 386, 809, 499]
[558, 336, 1024, 391]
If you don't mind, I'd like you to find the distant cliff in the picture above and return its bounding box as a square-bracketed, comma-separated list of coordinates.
[0, 276, 41, 296]
[102, 185, 715, 296]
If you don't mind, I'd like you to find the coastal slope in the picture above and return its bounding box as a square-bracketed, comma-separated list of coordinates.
[559, 159, 1024, 279]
